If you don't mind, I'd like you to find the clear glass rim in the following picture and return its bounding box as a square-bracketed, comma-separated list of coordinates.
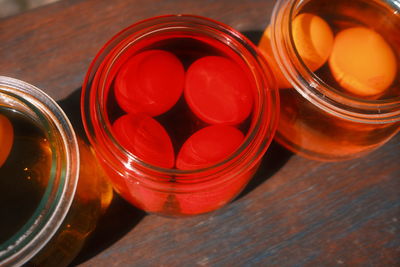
[82, 14, 279, 182]
[0, 76, 79, 266]
[270, 0, 400, 124]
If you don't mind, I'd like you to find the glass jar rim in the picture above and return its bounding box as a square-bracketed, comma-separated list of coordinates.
[82, 14, 279, 181]
[270, 0, 400, 124]
[0, 76, 79, 266]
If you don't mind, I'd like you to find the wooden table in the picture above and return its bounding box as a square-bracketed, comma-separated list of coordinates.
[1, 0, 399, 266]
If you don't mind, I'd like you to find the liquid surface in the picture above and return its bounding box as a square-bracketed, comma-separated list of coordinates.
[109, 37, 254, 169]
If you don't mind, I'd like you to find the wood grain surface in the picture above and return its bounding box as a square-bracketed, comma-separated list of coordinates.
[0, 0, 399, 266]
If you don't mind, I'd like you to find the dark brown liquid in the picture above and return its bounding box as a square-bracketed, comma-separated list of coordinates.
[0, 104, 113, 266]
[0, 108, 51, 244]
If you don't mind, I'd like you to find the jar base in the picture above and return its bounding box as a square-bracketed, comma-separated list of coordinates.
[274, 133, 374, 162]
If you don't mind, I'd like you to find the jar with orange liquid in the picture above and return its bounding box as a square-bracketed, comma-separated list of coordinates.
[259, 0, 400, 161]
[0, 76, 112, 266]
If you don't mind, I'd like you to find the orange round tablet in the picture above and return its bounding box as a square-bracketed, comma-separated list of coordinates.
[0, 114, 14, 168]
[292, 13, 334, 72]
[258, 13, 333, 88]
[329, 27, 397, 97]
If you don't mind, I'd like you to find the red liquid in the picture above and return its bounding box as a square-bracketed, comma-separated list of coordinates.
[104, 36, 257, 215]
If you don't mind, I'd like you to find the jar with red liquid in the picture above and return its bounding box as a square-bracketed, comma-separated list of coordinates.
[82, 15, 279, 216]
[260, 0, 400, 161]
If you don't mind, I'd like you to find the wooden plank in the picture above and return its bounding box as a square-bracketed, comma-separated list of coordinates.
[73, 136, 400, 266]
[0, 0, 275, 101]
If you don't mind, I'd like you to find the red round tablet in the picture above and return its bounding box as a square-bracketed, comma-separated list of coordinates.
[185, 56, 253, 125]
[115, 49, 185, 117]
[112, 114, 175, 168]
[176, 125, 244, 170]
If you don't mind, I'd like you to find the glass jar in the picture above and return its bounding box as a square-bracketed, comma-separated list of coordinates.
[267, 0, 400, 161]
[0, 76, 112, 266]
[81, 15, 279, 216]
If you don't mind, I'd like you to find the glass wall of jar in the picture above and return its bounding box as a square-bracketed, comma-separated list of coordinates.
[0, 76, 112, 267]
[81, 15, 279, 216]
[259, 0, 400, 161]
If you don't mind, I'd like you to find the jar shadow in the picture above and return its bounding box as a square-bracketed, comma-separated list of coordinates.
[69, 194, 146, 266]
[57, 89, 146, 266]
[236, 31, 294, 199]
[236, 140, 293, 199]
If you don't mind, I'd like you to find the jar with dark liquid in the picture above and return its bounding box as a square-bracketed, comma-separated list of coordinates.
[261, 0, 400, 161]
[0, 76, 112, 266]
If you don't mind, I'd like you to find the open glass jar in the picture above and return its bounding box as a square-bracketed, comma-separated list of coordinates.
[0, 76, 112, 266]
[82, 15, 279, 216]
[263, 0, 400, 161]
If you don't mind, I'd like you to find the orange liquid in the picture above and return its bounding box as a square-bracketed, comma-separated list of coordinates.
[276, 0, 400, 161]
[277, 90, 400, 161]
[28, 139, 113, 267]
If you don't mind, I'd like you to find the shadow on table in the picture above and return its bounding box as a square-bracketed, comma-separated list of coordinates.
[243, 30, 264, 46]
[70, 194, 146, 266]
[235, 30, 294, 199]
[57, 89, 146, 266]
[237, 140, 293, 199]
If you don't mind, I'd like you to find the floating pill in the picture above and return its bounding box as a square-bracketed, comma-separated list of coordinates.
[329, 27, 397, 97]
[292, 13, 334, 71]
[176, 125, 244, 170]
[0, 114, 13, 168]
[185, 56, 253, 125]
[258, 13, 333, 88]
[112, 114, 175, 168]
[115, 50, 185, 116]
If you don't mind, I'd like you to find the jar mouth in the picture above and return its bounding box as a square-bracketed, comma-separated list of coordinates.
[82, 15, 279, 180]
[0, 76, 79, 266]
[271, 0, 400, 123]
